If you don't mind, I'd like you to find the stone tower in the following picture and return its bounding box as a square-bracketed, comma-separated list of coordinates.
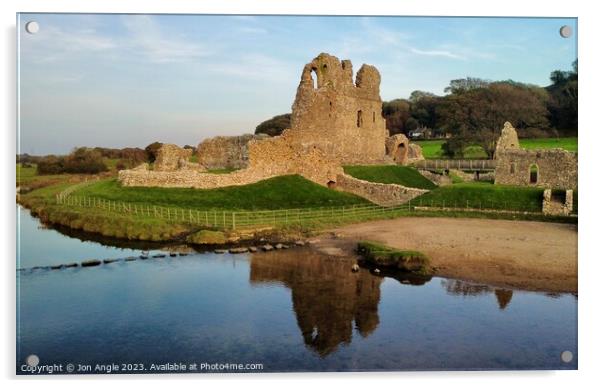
[286, 53, 388, 164]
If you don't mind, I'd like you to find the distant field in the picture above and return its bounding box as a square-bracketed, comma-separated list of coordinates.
[521, 137, 578, 152]
[343, 165, 436, 190]
[75, 175, 368, 211]
[16, 164, 37, 184]
[414, 137, 577, 159]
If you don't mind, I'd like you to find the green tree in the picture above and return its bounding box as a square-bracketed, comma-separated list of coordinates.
[382, 99, 411, 135]
[255, 113, 291, 136]
[547, 60, 577, 134]
[438, 82, 549, 158]
[144, 141, 163, 163]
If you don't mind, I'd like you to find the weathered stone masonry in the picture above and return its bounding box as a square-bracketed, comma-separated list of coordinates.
[494, 123, 577, 190]
[197, 134, 269, 170]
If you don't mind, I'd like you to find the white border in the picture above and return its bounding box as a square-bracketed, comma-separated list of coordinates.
[3, 1, 600, 387]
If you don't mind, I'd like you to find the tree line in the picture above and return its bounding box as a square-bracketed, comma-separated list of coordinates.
[255, 61, 577, 158]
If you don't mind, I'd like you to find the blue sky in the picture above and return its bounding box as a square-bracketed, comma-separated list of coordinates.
[18, 14, 577, 155]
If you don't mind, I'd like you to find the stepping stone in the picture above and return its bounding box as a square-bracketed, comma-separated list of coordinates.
[248, 247, 258, 253]
[64, 263, 78, 268]
[179, 253, 188, 256]
[275, 243, 284, 249]
[229, 247, 249, 254]
[152, 254, 166, 258]
[125, 257, 137, 261]
[169, 253, 177, 257]
[81, 259, 102, 267]
[50, 264, 64, 270]
[214, 249, 228, 254]
[103, 259, 118, 264]
[262, 244, 274, 251]
[294, 241, 306, 246]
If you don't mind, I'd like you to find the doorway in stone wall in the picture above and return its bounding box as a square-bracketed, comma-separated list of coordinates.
[395, 143, 406, 163]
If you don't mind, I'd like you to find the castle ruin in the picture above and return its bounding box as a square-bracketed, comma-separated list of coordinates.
[118, 53, 427, 206]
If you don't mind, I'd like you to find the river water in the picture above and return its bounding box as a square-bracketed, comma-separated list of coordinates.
[16, 206, 577, 373]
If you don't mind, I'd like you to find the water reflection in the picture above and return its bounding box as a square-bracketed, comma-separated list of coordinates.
[250, 249, 382, 357]
[441, 279, 514, 310]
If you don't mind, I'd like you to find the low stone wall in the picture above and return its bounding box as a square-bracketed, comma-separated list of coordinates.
[495, 148, 577, 189]
[118, 166, 276, 189]
[418, 170, 452, 186]
[334, 174, 428, 206]
[542, 189, 573, 216]
[119, 136, 344, 189]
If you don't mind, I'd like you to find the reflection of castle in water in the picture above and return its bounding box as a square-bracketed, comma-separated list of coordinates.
[249, 249, 383, 357]
[441, 279, 514, 310]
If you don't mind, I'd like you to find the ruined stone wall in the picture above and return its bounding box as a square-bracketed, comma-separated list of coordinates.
[385, 134, 425, 165]
[154, 144, 194, 171]
[284, 53, 388, 165]
[118, 139, 344, 189]
[494, 149, 578, 189]
[494, 122, 521, 159]
[385, 134, 409, 164]
[408, 143, 424, 162]
[197, 134, 269, 169]
[542, 189, 573, 216]
[334, 174, 428, 207]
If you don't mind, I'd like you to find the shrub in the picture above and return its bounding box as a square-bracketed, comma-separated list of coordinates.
[36, 148, 108, 175]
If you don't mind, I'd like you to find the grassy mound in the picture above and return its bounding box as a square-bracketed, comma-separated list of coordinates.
[414, 181, 544, 212]
[357, 241, 430, 274]
[75, 175, 368, 210]
[343, 165, 436, 190]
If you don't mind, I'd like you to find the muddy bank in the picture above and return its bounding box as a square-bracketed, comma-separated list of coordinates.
[313, 217, 577, 293]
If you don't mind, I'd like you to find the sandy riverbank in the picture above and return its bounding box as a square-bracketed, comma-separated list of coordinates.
[313, 217, 577, 293]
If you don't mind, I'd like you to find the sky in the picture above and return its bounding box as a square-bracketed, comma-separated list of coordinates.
[17, 14, 577, 155]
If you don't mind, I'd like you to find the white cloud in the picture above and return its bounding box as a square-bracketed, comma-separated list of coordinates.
[120, 15, 211, 63]
[409, 47, 466, 60]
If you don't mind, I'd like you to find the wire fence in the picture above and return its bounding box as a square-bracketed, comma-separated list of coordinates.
[55, 189, 558, 230]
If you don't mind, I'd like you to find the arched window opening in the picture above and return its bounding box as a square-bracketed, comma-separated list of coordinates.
[310, 69, 317, 89]
[529, 164, 539, 184]
[357, 110, 363, 128]
[510, 162, 516, 174]
[327, 180, 337, 189]
[373, 112, 376, 123]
